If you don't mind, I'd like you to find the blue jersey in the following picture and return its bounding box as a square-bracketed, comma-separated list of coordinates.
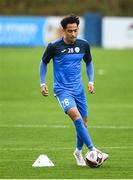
[42, 38, 92, 95]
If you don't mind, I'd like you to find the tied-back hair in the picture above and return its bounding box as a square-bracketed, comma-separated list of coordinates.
[60, 14, 80, 29]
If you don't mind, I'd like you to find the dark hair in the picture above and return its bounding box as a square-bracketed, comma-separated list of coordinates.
[60, 15, 80, 29]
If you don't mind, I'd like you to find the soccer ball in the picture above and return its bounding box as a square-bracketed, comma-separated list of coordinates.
[85, 150, 103, 168]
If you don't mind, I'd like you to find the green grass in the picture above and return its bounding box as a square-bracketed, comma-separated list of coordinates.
[0, 47, 133, 179]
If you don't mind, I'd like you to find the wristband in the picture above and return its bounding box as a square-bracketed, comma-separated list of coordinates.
[88, 82, 94, 85]
[40, 83, 46, 87]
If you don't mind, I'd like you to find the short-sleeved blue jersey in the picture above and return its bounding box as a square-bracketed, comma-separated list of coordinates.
[42, 38, 92, 95]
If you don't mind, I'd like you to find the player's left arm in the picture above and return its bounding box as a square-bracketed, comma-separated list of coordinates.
[86, 61, 95, 94]
[83, 41, 95, 94]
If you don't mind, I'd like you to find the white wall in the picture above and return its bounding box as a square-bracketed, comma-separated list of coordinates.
[102, 17, 133, 48]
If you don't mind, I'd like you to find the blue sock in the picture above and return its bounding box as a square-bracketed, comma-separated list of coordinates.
[74, 118, 93, 150]
[76, 134, 84, 150]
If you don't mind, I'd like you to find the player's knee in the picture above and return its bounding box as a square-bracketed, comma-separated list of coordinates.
[67, 107, 81, 120]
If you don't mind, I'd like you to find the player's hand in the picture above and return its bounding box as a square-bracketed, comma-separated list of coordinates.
[88, 83, 95, 94]
[41, 84, 49, 96]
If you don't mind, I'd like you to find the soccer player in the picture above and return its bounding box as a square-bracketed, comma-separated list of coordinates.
[39, 15, 108, 166]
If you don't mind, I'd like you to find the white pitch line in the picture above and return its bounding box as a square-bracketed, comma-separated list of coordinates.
[0, 148, 45, 151]
[90, 125, 133, 129]
[0, 146, 133, 151]
[0, 124, 133, 129]
[0, 124, 70, 128]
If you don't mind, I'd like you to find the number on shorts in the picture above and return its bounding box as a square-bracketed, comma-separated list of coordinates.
[61, 98, 69, 108]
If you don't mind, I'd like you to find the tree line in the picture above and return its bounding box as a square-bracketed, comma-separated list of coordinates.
[0, 0, 132, 16]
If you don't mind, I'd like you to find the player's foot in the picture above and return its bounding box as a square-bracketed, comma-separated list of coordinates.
[73, 150, 86, 166]
[102, 152, 109, 163]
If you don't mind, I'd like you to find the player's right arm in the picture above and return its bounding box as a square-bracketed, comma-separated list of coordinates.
[40, 61, 49, 96]
[39, 43, 54, 96]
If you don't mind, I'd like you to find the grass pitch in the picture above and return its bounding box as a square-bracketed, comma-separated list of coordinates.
[0, 47, 133, 179]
